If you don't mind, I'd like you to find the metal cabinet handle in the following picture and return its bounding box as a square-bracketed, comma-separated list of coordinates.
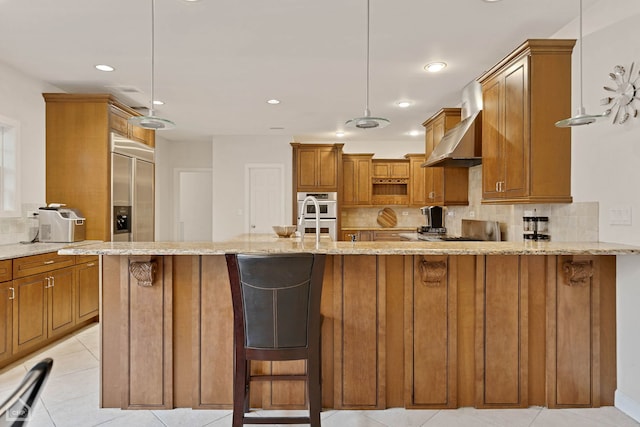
[495, 182, 500, 192]
[8, 287, 14, 300]
[50, 276, 55, 288]
[45, 277, 50, 288]
[87, 263, 95, 267]
[43, 260, 55, 265]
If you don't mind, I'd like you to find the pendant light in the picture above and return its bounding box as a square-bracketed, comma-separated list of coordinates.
[345, 0, 389, 129]
[555, 0, 603, 127]
[129, 0, 175, 130]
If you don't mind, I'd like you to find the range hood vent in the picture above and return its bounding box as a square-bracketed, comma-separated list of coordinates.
[423, 81, 483, 168]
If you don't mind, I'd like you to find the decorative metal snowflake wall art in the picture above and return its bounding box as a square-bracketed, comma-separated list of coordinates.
[601, 62, 639, 125]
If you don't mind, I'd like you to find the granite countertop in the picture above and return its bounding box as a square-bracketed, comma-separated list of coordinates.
[57, 234, 640, 256]
[0, 240, 102, 261]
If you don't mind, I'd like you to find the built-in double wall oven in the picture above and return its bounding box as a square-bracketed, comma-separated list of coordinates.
[296, 192, 337, 240]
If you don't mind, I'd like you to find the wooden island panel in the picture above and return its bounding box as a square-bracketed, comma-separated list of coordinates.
[99, 253, 616, 411]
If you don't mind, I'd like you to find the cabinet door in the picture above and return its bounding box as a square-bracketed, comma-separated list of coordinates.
[334, 255, 385, 409]
[389, 162, 410, 178]
[0, 281, 13, 363]
[13, 274, 47, 354]
[405, 256, 456, 408]
[502, 58, 528, 198]
[476, 255, 528, 408]
[76, 258, 99, 322]
[482, 76, 504, 200]
[342, 155, 371, 206]
[296, 147, 319, 189]
[317, 147, 338, 189]
[408, 156, 426, 206]
[431, 117, 445, 204]
[424, 125, 435, 201]
[48, 267, 75, 337]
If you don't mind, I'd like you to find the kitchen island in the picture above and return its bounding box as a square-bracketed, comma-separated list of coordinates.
[60, 237, 640, 411]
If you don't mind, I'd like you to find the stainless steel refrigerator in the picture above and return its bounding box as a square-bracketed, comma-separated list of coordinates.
[111, 133, 155, 241]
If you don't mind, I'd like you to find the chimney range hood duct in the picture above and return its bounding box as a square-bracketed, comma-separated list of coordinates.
[423, 81, 483, 168]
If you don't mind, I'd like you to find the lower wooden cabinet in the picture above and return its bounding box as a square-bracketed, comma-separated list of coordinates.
[76, 256, 99, 322]
[0, 252, 99, 370]
[404, 255, 457, 408]
[0, 280, 13, 363]
[475, 255, 528, 408]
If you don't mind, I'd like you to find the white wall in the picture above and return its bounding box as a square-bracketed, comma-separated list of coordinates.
[553, 0, 640, 417]
[155, 138, 212, 241]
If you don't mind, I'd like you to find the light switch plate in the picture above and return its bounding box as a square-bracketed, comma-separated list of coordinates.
[609, 206, 632, 225]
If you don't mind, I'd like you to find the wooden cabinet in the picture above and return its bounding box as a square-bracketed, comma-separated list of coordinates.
[404, 255, 457, 408]
[406, 154, 426, 207]
[372, 230, 406, 241]
[478, 39, 575, 204]
[372, 160, 409, 178]
[291, 143, 342, 192]
[340, 230, 373, 242]
[110, 105, 155, 146]
[342, 154, 372, 206]
[475, 255, 529, 408]
[75, 256, 99, 322]
[371, 159, 410, 205]
[546, 255, 616, 408]
[0, 252, 99, 369]
[0, 271, 13, 364]
[43, 93, 156, 241]
[334, 255, 385, 409]
[422, 108, 469, 206]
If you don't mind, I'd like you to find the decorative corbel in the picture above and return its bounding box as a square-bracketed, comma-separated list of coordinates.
[130, 260, 157, 287]
[418, 258, 446, 287]
[562, 260, 593, 287]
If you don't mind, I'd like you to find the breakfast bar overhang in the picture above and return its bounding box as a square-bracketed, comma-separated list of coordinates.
[59, 237, 640, 411]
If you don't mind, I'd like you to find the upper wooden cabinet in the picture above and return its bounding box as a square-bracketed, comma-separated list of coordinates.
[291, 143, 343, 192]
[478, 39, 575, 204]
[422, 109, 469, 206]
[43, 93, 156, 241]
[342, 154, 373, 206]
[406, 154, 426, 207]
[372, 160, 409, 178]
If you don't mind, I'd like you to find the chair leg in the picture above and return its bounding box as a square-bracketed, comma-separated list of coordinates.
[244, 360, 250, 413]
[233, 354, 247, 427]
[308, 353, 321, 427]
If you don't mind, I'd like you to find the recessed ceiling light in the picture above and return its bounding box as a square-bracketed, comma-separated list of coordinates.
[397, 101, 412, 108]
[408, 130, 421, 137]
[336, 131, 345, 137]
[266, 99, 280, 105]
[269, 127, 285, 130]
[95, 64, 114, 72]
[482, 0, 503, 2]
[424, 62, 447, 73]
[152, 100, 164, 106]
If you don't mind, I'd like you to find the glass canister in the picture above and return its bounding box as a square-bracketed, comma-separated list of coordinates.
[535, 216, 549, 233]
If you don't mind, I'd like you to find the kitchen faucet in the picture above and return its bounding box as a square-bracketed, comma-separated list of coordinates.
[297, 196, 321, 245]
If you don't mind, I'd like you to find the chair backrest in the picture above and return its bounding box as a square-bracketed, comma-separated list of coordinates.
[0, 358, 53, 426]
[226, 253, 325, 350]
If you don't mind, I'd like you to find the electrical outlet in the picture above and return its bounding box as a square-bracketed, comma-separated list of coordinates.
[26, 210, 38, 218]
[447, 211, 455, 217]
[401, 211, 409, 216]
[469, 211, 476, 218]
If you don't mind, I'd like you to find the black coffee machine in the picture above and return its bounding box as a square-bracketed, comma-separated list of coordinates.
[418, 206, 445, 234]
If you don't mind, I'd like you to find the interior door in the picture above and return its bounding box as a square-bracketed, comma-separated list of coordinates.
[247, 165, 284, 234]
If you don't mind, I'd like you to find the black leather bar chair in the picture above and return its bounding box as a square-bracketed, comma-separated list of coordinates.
[0, 358, 53, 427]
[225, 253, 326, 427]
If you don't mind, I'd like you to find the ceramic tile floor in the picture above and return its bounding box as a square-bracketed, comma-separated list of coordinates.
[1, 323, 639, 427]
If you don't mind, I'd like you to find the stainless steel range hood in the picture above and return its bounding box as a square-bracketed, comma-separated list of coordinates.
[423, 81, 483, 168]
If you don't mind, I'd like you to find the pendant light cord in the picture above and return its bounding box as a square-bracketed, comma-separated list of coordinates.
[150, 0, 156, 117]
[578, 0, 584, 112]
[365, 0, 370, 115]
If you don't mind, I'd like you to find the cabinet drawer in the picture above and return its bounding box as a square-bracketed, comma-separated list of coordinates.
[13, 253, 75, 278]
[76, 255, 99, 265]
[0, 259, 12, 282]
[372, 230, 405, 241]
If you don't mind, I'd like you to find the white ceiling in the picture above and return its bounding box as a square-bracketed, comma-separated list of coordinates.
[0, 0, 596, 144]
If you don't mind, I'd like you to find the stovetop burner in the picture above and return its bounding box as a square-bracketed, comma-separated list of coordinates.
[417, 226, 447, 234]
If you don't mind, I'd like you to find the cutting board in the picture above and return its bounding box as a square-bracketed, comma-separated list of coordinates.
[376, 207, 398, 228]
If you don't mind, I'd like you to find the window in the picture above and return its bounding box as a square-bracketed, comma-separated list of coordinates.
[0, 115, 20, 217]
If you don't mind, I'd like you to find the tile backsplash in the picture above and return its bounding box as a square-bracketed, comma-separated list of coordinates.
[342, 165, 599, 242]
[0, 203, 43, 245]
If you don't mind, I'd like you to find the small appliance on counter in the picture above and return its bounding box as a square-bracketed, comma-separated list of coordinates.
[417, 206, 446, 236]
[38, 204, 86, 242]
[417, 218, 501, 242]
[523, 210, 550, 241]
